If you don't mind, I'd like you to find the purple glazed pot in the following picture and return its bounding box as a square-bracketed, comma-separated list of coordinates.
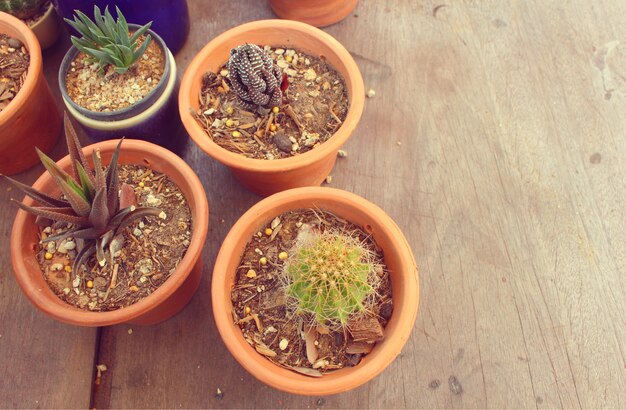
[52, 0, 189, 54]
[59, 25, 180, 146]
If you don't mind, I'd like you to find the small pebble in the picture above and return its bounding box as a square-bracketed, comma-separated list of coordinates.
[7, 38, 22, 49]
[64, 241, 76, 250]
[337, 150, 348, 158]
[279, 338, 289, 350]
[325, 175, 333, 184]
[203, 108, 215, 115]
[273, 132, 293, 153]
[366, 89, 376, 98]
[159, 211, 167, 219]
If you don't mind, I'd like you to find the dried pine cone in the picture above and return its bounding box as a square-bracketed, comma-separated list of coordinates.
[228, 44, 283, 111]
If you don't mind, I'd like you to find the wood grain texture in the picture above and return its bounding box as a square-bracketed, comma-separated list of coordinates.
[0, 34, 98, 408]
[1, 0, 625, 408]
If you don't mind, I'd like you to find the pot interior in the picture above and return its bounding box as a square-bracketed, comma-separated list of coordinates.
[188, 24, 357, 114]
[217, 191, 417, 389]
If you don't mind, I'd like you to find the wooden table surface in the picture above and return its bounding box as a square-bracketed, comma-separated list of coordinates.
[1, 1, 625, 408]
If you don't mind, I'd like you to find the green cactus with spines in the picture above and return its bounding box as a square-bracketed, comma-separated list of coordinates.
[0, 0, 46, 20]
[285, 230, 376, 326]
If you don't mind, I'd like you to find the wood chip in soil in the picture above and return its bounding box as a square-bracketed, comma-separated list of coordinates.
[231, 209, 393, 375]
[36, 164, 192, 311]
[195, 45, 349, 160]
[0, 34, 29, 112]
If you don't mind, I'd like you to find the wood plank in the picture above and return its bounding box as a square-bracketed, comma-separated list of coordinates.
[1, 0, 624, 408]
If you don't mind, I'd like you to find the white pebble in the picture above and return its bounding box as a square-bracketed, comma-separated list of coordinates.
[50, 263, 63, 272]
[133, 228, 142, 237]
[203, 108, 215, 115]
[279, 338, 289, 351]
[366, 89, 376, 98]
[275, 48, 285, 55]
[159, 211, 167, 220]
[64, 241, 76, 250]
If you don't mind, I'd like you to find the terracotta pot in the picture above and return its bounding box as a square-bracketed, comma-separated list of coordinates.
[0, 12, 61, 175]
[29, 2, 60, 49]
[10, 139, 209, 326]
[179, 19, 364, 197]
[59, 25, 180, 146]
[212, 187, 419, 395]
[269, 0, 358, 27]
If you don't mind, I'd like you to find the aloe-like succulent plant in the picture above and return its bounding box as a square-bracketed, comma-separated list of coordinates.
[1, 114, 160, 274]
[228, 43, 284, 111]
[0, 0, 46, 20]
[284, 230, 376, 326]
[64, 6, 152, 75]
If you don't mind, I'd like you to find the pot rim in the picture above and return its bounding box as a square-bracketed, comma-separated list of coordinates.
[10, 139, 209, 327]
[58, 24, 171, 121]
[179, 19, 365, 173]
[28, 1, 54, 30]
[61, 49, 177, 130]
[211, 187, 419, 395]
[0, 12, 42, 125]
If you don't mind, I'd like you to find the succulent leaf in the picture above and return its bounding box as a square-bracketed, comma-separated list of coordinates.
[228, 44, 283, 110]
[88, 187, 109, 230]
[64, 112, 92, 183]
[0, 174, 69, 208]
[72, 241, 96, 275]
[114, 207, 161, 234]
[76, 162, 95, 202]
[105, 139, 123, 215]
[12, 201, 89, 225]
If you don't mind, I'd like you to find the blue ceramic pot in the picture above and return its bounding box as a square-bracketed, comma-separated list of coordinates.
[52, 0, 189, 54]
[59, 24, 180, 146]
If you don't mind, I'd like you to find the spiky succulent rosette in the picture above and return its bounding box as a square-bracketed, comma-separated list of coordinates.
[228, 43, 283, 111]
[65, 6, 152, 75]
[1, 114, 160, 274]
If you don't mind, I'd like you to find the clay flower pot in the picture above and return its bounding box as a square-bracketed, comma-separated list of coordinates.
[212, 187, 419, 395]
[0, 12, 61, 175]
[52, 0, 190, 54]
[58, 25, 180, 145]
[10, 139, 209, 326]
[269, 0, 358, 27]
[29, 2, 60, 49]
[179, 19, 364, 197]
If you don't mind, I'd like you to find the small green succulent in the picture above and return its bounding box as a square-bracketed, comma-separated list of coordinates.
[285, 230, 375, 326]
[1, 113, 160, 274]
[64, 6, 152, 75]
[0, 0, 46, 20]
